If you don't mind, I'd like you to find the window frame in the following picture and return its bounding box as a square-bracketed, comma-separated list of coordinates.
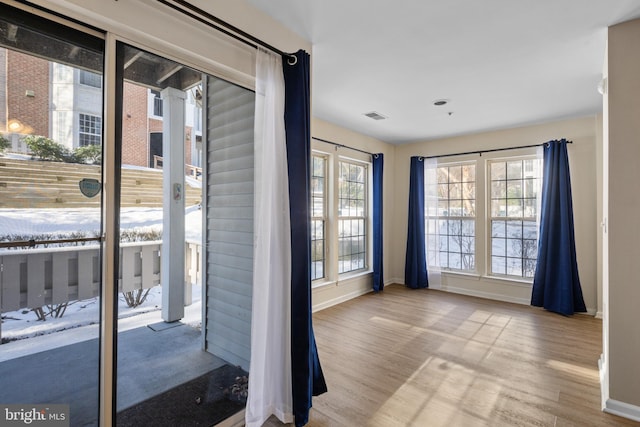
[150, 89, 163, 117]
[310, 146, 373, 287]
[337, 158, 369, 275]
[311, 153, 327, 281]
[487, 155, 542, 280]
[425, 160, 477, 273]
[79, 69, 102, 88]
[78, 112, 102, 146]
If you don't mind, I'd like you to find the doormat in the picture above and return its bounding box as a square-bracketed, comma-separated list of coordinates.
[116, 364, 247, 426]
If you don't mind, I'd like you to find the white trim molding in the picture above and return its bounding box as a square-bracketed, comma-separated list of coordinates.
[599, 353, 640, 422]
[603, 399, 640, 422]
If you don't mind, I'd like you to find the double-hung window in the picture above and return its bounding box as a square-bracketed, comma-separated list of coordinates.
[311, 148, 371, 284]
[489, 158, 542, 278]
[311, 155, 327, 280]
[426, 162, 476, 272]
[79, 113, 102, 146]
[338, 160, 368, 274]
[151, 90, 163, 117]
[424, 153, 542, 282]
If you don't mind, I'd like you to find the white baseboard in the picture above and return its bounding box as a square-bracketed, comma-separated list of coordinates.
[603, 399, 640, 422]
[312, 287, 372, 312]
[438, 285, 530, 306]
[595, 310, 603, 319]
[599, 354, 640, 422]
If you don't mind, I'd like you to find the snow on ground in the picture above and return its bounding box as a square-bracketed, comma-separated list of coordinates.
[0, 205, 203, 243]
[0, 206, 204, 355]
[0, 284, 203, 362]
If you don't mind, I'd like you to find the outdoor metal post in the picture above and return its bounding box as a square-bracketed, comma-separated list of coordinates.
[161, 87, 186, 322]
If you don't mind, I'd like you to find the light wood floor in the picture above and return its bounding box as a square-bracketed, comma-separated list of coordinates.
[265, 284, 638, 427]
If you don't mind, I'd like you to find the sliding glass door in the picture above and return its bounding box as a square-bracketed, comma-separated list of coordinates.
[0, 5, 253, 425]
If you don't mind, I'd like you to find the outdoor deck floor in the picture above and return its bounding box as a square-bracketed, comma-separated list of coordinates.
[0, 318, 225, 426]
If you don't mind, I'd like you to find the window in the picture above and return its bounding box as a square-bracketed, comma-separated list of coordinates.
[338, 160, 367, 274]
[151, 90, 163, 117]
[311, 155, 326, 280]
[310, 148, 371, 283]
[79, 69, 102, 88]
[426, 163, 476, 271]
[79, 113, 102, 146]
[489, 158, 542, 278]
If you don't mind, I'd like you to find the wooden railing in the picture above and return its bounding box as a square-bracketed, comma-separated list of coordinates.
[0, 241, 202, 341]
[153, 155, 202, 180]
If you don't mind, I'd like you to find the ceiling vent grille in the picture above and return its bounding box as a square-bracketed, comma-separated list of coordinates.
[364, 111, 387, 121]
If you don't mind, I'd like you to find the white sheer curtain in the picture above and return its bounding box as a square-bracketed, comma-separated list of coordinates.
[246, 48, 293, 427]
[424, 158, 442, 287]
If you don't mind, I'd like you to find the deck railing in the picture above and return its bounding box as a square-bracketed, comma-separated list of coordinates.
[0, 241, 201, 341]
[153, 155, 202, 180]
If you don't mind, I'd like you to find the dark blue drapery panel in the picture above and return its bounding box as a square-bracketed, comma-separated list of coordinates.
[404, 156, 428, 289]
[372, 154, 384, 292]
[532, 139, 586, 315]
[283, 49, 327, 427]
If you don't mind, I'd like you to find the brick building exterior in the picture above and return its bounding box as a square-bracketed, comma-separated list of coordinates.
[1, 48, 200, 169]
[122, 83, 149, 167]
[6, 50, 49, 137]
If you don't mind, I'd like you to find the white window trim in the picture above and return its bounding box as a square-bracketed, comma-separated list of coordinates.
[422, 149, 541, 288]
[486, 155, 542, 281]
[311, 145, 373, 286]
[311, 153, 328, 282]
[78, 112, 102, 146]
[426, 160, 477, 274]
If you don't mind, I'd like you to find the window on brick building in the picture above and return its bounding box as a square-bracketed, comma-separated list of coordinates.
[79, 113, 102, 146]
[79, 69, 102, 88]
[151, 90, 163, 117]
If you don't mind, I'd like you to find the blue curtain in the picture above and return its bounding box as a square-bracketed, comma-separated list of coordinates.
[372, 153, 384, 292]
[282, 49, 327, 427]
[532, 139, 586, 315]
[404, 156, 428, 289]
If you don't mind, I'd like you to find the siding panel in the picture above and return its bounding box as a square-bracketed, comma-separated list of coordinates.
[204, 76, 255, 371]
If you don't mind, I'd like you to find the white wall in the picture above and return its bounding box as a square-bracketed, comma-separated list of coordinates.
[391, 116, 600, 312]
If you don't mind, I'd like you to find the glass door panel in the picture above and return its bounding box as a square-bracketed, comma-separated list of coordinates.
[0, 5, 104, 426]
[114, 42, 230, 425]
[114, 41, 251, 426]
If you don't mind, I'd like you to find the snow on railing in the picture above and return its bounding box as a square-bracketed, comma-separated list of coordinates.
[0, 241, 201, 341]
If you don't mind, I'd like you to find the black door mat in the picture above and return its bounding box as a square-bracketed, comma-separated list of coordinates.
[116, 364, 248, 426]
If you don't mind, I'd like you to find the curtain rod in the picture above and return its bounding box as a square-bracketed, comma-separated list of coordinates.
[421, 140, 572, 160]
[313, 137, 378, 158]
[155, 0, 297, 64]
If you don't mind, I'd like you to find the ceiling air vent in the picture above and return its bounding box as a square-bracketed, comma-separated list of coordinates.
[364, 111, 387, 121]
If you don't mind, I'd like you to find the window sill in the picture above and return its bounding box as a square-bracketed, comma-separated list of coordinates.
[438, 270, 533, 287]
[482, 275, 533, 287]
[439, 270, 481, 280]
[339, 269, 372, 282]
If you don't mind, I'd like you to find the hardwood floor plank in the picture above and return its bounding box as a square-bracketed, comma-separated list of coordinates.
[262, 285, 638, 427]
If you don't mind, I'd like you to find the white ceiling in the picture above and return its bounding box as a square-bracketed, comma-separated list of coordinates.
[241, 0, 640, 144]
